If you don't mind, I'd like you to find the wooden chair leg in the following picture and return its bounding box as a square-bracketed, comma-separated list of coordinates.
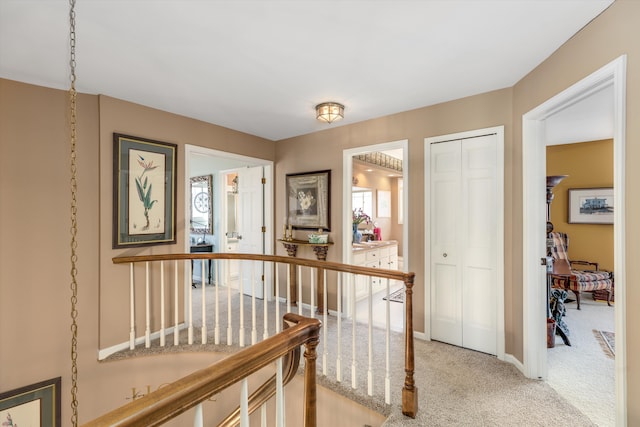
[572, 290, 582, 310]
[606, 288, 612, 306]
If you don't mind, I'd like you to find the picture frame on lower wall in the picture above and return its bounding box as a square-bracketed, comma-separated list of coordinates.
[286, 170, 331, 230]
[568, 187, 614, 224]
[113, 133, 178, 248]
[0, 377, 61, 427]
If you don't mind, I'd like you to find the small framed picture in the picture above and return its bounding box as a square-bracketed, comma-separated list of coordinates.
[568, 187, 614, 224]
[113, 133, 178, 248]
[286, 170, 331, 230]
[0, 377, 61, 427]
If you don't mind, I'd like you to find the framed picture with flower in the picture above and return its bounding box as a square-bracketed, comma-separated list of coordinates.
[113, 133, 177, 248]
[286, 170, 331, 231]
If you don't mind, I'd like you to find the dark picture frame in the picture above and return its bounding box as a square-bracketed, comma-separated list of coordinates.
[568, 187, 614, 224]
[286, 170, 331, 230]
[113, 133, 177, 248]
[0, 377, 61, 427]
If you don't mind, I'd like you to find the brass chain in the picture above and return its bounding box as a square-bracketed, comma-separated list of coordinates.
[68, 0, 79, 425]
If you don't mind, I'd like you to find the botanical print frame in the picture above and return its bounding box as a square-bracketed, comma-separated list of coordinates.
[568, 187, 614, 224]
[113, 133, 177, 248]
[286, 170, 331, 230]
[0, 377, 61, 427]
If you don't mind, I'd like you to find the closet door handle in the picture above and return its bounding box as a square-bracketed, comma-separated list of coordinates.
[443, 253, 448, 258]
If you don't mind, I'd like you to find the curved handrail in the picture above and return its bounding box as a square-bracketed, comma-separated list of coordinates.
[217, 315, 303, 427]
[82, 313, 321, 427]
[113, 252, 415, 283]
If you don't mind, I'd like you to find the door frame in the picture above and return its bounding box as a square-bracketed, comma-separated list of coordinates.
[342, 139, 409, 317]
[184, 145, 274, 295]
[424, 126, 505, 360]
[521, 55, 626, 422]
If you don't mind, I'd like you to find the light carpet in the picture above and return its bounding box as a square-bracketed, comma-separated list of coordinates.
[110, 285, 598, 426]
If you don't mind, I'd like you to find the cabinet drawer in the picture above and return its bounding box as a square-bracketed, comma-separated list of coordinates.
[365, 249, 380, 262]
[353, 252, 366, 265]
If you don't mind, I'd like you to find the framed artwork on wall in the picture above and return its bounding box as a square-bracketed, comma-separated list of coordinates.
[568, 187, 614, 224]
[286, 170, 331, 230]
[113, 133, 178, 248]
[377, 190, 391, 217]
[0, 377, 61, 427]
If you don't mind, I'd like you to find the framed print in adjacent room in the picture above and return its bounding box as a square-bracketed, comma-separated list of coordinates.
[568, 187, 614, 224]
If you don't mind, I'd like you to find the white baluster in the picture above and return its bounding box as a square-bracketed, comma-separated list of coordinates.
[351, 273, 357, 389]
[286, 264, 291, 315]
[310, 267, 315, 319]
[145, 262, 151, 348]
[239, 266, 245, 347]
[261, 404, 267, 426]
[297, 265, 302, 315]
[201, 258, 207, 344]
[174, 260, 179, 346]
[227, 259, 233, 346]
[129, 263, 135, 350]
[240, 378, 249, 427]
[368, 276, 373, 396]
[214, 259, 220, 345]
[188, 259, 194, 345]
[160, 260, 165, 347]
[275, 263, 281, 334]
[251, 261, 257, 345]
[263, 262, 269, 341]
[276, 357, 284, 427]
[385, 278, 391, 404]
[193, 402, 203, 427]
[336, 272, 342, 382]
[323, 268, 328, 376]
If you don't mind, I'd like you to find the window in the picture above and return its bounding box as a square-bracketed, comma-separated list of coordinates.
[352, 188, 373, 220]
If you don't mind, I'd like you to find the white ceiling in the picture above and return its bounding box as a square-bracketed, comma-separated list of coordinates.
[0, 0, 614, 141]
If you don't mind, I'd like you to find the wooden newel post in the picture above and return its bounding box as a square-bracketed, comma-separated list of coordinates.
[303, 331, 320, 427]
[402, 274, 418, 418]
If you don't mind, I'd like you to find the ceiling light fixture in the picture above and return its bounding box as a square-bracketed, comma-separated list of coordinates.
[315, 102, 344, 123]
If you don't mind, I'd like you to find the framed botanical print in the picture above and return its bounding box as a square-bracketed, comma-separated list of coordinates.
[113, 133, 177, 248]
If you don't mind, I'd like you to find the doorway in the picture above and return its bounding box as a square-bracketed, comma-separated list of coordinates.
[185, 145, 274, 299]
[522, 55, 626, 421]
[342, 140, 409, 324]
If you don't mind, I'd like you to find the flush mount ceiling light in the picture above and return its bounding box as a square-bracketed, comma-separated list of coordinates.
[315, 102, 344, 123]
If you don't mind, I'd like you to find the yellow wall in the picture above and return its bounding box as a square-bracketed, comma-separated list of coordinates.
[547, 140, 614, 271]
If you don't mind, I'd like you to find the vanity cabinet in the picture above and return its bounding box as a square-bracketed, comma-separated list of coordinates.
[352, 241, 398, 301]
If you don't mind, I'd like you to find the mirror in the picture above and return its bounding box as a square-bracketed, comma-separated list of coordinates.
[190, 175, 213, 235]
[225, 173, 239, 240]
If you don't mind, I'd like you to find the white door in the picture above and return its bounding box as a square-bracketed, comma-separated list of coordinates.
[237, 166, 265, 298]
[430, 135, 498, 355]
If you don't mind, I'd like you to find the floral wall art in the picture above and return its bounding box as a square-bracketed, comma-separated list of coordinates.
[286, 170, 331, 230]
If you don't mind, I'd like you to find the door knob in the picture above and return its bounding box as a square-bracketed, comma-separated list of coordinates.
[443, 253, 448, 258]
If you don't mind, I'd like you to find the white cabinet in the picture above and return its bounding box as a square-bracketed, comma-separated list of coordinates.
[352, 242, 398, 301]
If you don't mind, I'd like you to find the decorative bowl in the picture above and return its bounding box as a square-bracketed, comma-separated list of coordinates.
[308, 234, 328, 244]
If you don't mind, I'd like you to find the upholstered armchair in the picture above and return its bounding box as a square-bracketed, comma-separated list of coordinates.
[549, 232, 613, 310]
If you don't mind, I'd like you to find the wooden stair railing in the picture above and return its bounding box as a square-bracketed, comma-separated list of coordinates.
[82, 313, 321, 427]
[112, 252, 418, 419]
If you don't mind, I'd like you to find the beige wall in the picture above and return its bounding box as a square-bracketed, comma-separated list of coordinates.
[2, 0, 640, 422]
[275, 87, 513, 333]
[547, 139, 613, 272]
[512, 1, 639, 422]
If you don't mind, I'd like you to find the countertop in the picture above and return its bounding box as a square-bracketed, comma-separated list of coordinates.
[352, 240, 398, 251]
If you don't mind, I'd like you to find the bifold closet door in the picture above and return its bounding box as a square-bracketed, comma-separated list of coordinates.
[430, 135, 498, 355]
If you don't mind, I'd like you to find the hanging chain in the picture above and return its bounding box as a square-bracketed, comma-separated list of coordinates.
[68, 0, 79, 425]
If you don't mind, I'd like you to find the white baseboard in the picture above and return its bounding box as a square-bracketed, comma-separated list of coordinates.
[503, 353, 526, 376]
[97, 323, 187, 360]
